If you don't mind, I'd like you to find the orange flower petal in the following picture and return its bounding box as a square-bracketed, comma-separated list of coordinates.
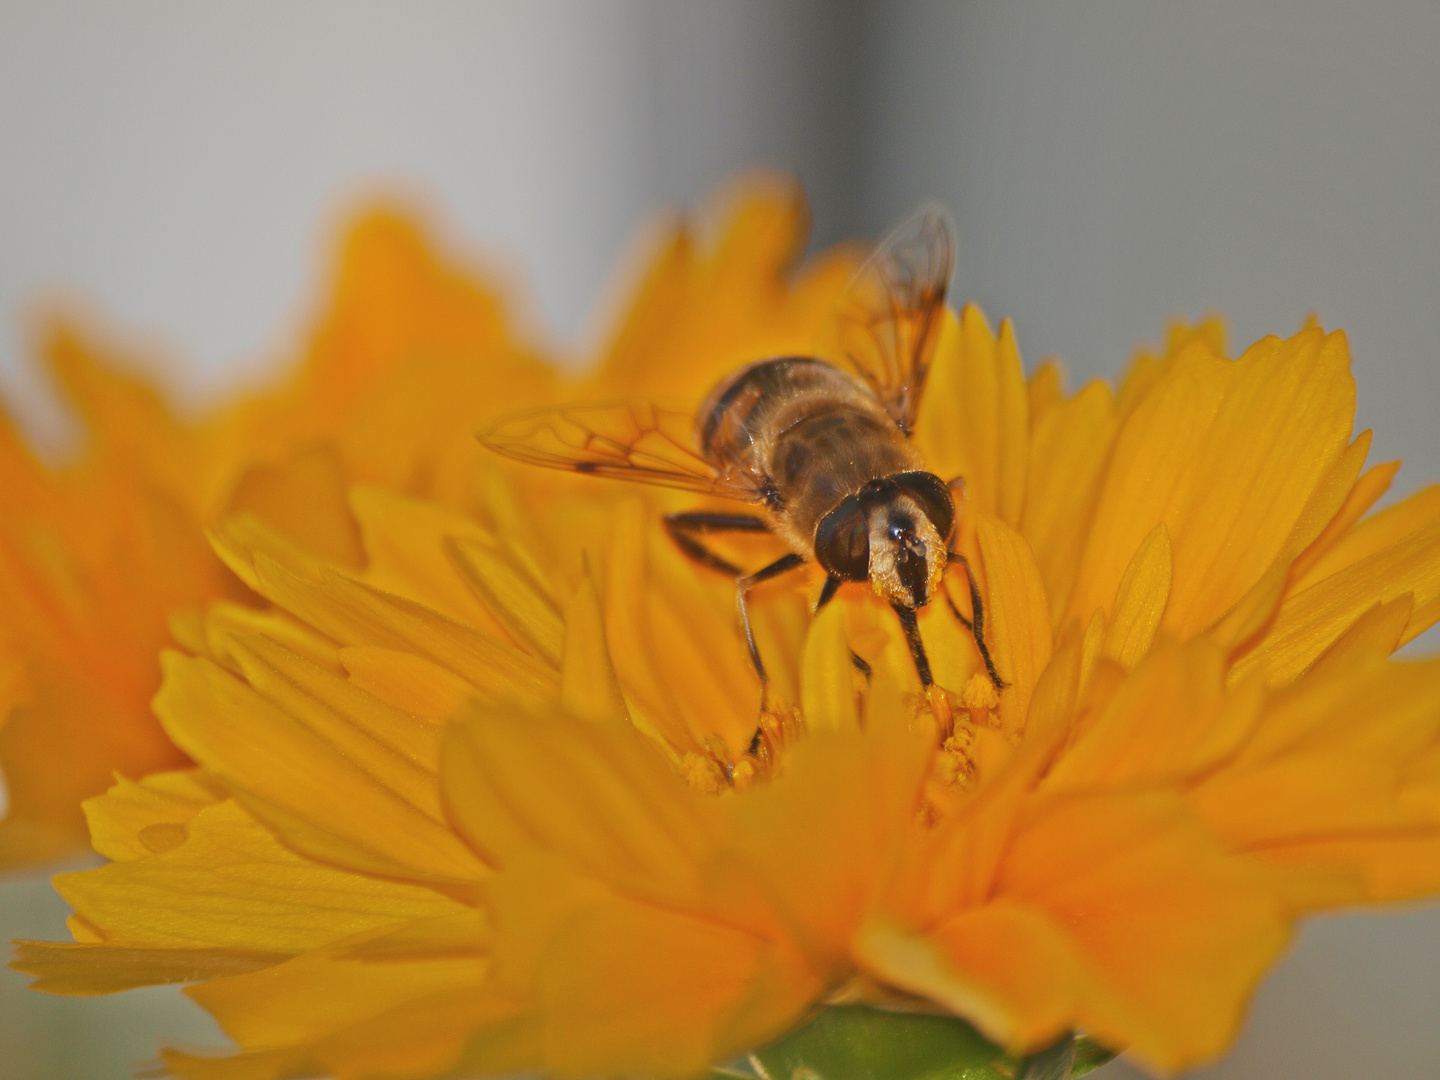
[442, 708, 720, 908]
[1190, 656, 1440, 902]
[1044, 641, 1260, 790]
[185, 917, 487, 1052]
[211, 515, 556, 704]
[1232, 502, 1440, 685]
[81, 770, 224, 863]
[1020, 379, 1117, 626]
[1101, 523, 1173, 669]
[155, 650, 484, 885]
[170, 980, 511, 1080]
[530, 888, 816, 1078]
[224, 443, 365, 569]
[800, 602, 862, 733]
[559, 567, 628, 725]
[862, 790, 1290, 1073]
[977, 517, 1052, 735]
[11, 941, 287, 996]
[53, 800, 467, 952]
[725, 727, 933, 965]
[916, 308, 1029, 529]
[1067, 329, 1356, 639]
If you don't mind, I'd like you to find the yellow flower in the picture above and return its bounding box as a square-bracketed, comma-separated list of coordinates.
[0, 176, 843, 868]
[14, 230, 1440, 1080]
[0, 324, 238, 865]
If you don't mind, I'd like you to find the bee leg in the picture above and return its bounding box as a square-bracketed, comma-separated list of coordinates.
[946, 551, 1008, 691]
[736, 553, 807, 685]
[665, 511, 802, 683]
[663, 511, 769, 576]
[944, 593, 972, 630]
[814, 574, 871, 679]
[736, 553, 807, 767]
[890, 601, 934, 688]
[665, 513, 801, 752]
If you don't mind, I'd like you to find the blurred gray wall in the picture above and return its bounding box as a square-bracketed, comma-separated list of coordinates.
[2, 3, 1438, 1079]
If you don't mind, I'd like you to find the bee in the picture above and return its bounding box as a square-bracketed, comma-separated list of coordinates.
[481, 206, 1004, 700]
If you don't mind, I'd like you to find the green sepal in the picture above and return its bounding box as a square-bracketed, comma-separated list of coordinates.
[1069, 1038, 1118, 1077]
[722, 1006, 1115, 1080]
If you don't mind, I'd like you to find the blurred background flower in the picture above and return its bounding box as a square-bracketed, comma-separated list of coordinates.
[1, 3, 1437, 1078]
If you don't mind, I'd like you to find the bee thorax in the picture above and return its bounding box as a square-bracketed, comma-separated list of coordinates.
[866, 495, 945, 608]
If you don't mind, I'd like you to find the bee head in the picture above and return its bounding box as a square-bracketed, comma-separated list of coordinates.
[813, 472, 954, 608]
[865, 497, 946, 608]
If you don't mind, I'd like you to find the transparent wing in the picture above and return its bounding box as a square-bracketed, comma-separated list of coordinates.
[479, 401, 768, 502]
[828, 204, 955, 435]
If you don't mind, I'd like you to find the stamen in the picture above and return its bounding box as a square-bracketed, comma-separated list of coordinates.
[960, 672, 999, 713]
[936, 727, 977, 789]
[682, 751, 729, 795]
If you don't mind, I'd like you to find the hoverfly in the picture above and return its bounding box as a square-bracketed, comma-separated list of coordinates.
[481, 206, 1004, 701]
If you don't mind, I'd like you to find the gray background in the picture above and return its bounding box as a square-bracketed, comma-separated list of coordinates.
[1, 3, 1437, 1077]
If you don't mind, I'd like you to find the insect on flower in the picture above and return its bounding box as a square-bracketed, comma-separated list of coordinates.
[481, 206, 1004, 705]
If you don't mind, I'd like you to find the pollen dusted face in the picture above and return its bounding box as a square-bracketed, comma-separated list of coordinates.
[867, 493, 946, 608]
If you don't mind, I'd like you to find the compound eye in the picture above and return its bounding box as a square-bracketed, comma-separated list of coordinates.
[814, 496, 870, 581]
[891, 471, 955, 542]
